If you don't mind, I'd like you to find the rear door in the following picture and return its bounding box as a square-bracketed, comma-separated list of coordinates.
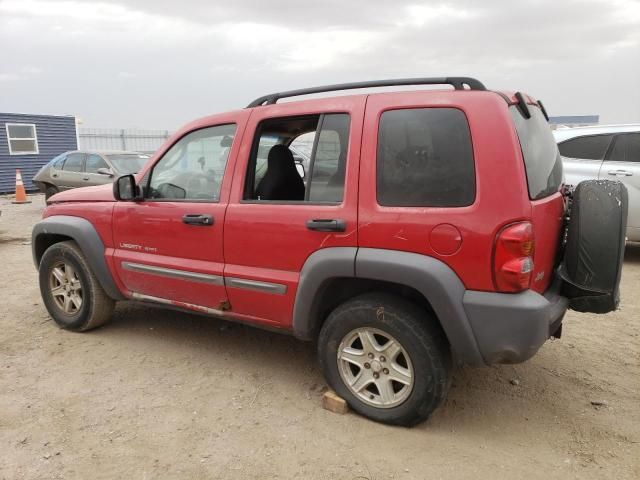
[223, 96, 365, 329]
[57, 152, 86, 190]
[599, 132, 640, 239]
[558, 134, 613, 186]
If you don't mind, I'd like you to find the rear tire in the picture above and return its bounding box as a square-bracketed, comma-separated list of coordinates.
[318, 293, 452, 426]
[39, 241, 115, 331]
[45, 185, 59, 200]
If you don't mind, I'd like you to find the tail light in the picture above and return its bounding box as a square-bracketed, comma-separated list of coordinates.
[493, 222, 535, 292]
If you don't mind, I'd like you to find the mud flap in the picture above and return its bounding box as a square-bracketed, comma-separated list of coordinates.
[558, 180, 628, 313]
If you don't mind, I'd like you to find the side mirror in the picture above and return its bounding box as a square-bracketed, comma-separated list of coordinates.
[97, 167, 114, 177]
[113, 174, 140, 201]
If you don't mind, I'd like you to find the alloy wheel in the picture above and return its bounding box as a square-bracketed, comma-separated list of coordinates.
[337, 327, 414, 408]
[49, 261, 83, 314]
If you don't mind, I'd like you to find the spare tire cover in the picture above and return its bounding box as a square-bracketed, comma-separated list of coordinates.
[558, 180, 628, 313]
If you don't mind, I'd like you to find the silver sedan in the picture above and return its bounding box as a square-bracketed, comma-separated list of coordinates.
[32, 150, 150, 200]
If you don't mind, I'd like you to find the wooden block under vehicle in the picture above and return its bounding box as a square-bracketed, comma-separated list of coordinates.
[322, 390, 349, 415]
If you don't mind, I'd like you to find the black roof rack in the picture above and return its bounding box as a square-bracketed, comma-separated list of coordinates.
[246, 77, 486, 108]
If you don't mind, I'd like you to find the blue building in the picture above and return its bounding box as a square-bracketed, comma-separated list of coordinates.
[0, 112, 78, 193]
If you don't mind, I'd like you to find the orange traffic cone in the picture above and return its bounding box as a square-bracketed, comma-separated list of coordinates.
[12, 169, 32, 204]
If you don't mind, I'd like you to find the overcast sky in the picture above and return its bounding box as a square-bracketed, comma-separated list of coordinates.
[1, 0, 639, 129]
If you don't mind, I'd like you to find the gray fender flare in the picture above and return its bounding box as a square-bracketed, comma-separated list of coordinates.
[292, 247, 484, 366]
[32, 215, 125, 301]
[292, 247, 357, 340]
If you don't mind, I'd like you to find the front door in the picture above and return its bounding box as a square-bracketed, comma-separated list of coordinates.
[223, 96, 365, 328]
[600, 132, 640, 240]
[84, 154, 113, 186]
[112, 115, 247, 311]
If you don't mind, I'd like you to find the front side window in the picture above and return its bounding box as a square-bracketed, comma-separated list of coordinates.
[85, 154, 109, 174]
[558, 134, 613, 160]
[6, 123, 39, 155]
[377, 108, 475, 207]
[62, 153, 84, 172]
[147, 124, 236, 201]
[244, 113, 350, 203]
[607, 133, 640, 163]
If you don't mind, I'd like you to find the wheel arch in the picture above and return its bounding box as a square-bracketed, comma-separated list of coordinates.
[292, 247, 485, 366]
[32, 215, 125, 300]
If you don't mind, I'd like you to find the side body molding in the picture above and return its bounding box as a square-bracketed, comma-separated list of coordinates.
[292, 247, 484, 366]
[32, 215, 125, 300]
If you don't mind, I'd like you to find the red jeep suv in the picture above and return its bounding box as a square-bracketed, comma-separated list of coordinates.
[32, 78, 626, 426]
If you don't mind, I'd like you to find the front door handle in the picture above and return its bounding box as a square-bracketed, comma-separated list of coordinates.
[306, 218, 346, 232]
[608, 169, 633, 176]
[182, 214, 214, 226]
[83, 177, 90, 181]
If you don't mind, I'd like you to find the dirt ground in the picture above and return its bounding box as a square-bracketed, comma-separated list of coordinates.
[0, 194, 638, 480]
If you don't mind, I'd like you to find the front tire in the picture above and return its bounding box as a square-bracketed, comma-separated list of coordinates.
[39, 241, 115, 331]
[318, 293, 451, 426]
[45, 185, 59, 200]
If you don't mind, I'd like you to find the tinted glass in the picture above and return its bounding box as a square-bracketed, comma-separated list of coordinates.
[148, 124, 236, 201]
[62, 153, 84, 172]
[558, 134, 613, 160]
[106, 154, 149, 174]
[377, 108, 475, 207]
[85, 154, 109, 173]
[608, 133, 640, 163]
[510, 106, 563, 200]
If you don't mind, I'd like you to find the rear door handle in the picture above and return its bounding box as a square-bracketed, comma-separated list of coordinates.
[608, 169, 633, 176]
[306, 219, 346, 232]
[83, 177, 90, 181]
[182, 214, 214, 226]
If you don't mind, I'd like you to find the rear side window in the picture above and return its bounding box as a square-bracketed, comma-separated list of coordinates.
[510, 106, 563, 200]
[62, 153, 84, 172]
[377, 108, 475, 207]
[558, 134, 613, 160]
[608, 133, 640, 163]
[48, 153, 66, 168]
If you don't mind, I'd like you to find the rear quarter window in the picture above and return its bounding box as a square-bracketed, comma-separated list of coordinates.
[377, 107, 475, 207]
[510, 106, 563, 200]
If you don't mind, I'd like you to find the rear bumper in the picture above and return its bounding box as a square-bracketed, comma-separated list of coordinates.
[463, 283, 568, 364]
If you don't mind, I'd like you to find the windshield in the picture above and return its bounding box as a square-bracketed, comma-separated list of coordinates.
[510, 105, 563, 200]
[106, 154, 150, 174]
